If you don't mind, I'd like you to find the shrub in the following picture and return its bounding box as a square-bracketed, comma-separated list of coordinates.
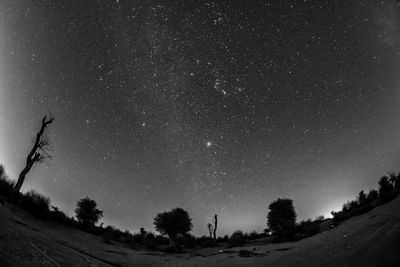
[101, 226, 120, 244]
[0, 176, 14, 197]
[197, 236, 217, 248]
[20, 190, 51, 219]
[248, 231, 260, 240]
[102, 230, 113, 244]
[155, 234, 169, 245]
[378, 176, 395, 202]
[51, 207, 77, 227]
[0, 165, 14, 196]
[229, 231, 244, 247]
[217, 235, 229, 242]
[143, 232, 158, 250]
[357, 191, 367, 205]
[295, 219, 320, 238]
[178, 234, 197, 248]
[367, 189, 379, 202]
[239, 250, 252, 257]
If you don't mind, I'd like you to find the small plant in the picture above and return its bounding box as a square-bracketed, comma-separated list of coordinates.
[20, 190, 50, 219]
[229, 231, 244, 247]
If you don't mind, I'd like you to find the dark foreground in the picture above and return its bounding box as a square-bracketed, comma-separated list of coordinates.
[1, 196, 399, 266]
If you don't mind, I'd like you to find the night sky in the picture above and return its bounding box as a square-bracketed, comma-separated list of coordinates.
[1, 1, 400, 236]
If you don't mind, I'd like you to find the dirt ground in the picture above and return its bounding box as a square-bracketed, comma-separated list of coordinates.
[1, 196, 399, 266]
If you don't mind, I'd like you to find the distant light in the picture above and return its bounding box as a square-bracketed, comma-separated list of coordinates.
[206, 141, 213, 148]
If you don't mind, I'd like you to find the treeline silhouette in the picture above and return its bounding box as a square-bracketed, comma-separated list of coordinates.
[1, 163, 399, 252]
[265, 173, 400, 243]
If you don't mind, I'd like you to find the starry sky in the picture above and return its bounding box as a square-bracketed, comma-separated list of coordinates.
[0, 1, 400, 236]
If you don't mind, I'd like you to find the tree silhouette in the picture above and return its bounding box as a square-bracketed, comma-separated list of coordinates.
[213, 214, 218, 239]
[0, 165, 4, 178]
[367, 189, 379, 202]
[154, 207, 192, 250]
[75, 197, 103, 227]
[207, 223, 213, 238]
[267, 198, 297, 241]
[357, 190, 367, 204]
[378, 176, 394, 202]
[13, 115, 54, 193]
[389, 172, 400, 189]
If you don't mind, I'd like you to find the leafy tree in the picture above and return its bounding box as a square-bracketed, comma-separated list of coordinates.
[378, 176, 394, 202]
[75, 197, 103, 227]
[13, 115, 54, 193]
[154, 207, 192, 250]
[267, 198, 297, 242]
[389, 172, 400, 189]
[367, 189, 379, 202]
[357, 190, 367, 204]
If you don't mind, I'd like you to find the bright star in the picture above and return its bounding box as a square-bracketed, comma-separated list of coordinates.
[206, 141, 213, 148]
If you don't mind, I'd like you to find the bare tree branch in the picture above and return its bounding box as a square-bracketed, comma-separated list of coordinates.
[13, 114, 55, 193]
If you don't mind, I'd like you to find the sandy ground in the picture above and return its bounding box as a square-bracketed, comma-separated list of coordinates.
[1, 196, 400, 267]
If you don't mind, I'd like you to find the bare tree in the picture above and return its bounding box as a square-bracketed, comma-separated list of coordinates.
[213, 214, 218, 239]
[207, 223, 213, 238]
[13, 115, 54, 193]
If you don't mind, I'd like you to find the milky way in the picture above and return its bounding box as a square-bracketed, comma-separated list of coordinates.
[0, 1, 400, 235]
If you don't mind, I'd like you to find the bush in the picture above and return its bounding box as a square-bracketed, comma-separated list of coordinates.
[197, 236, 217, 248]
[0, 165, 14, 196]
[20, 190, 51, 219]
[51, 206, 75, 225]
[96, 226, 124, 243]
[102, 232, 113, 244]
[0, 176, 14, 197]
[367, 189, 379, 202]
[378, 176, 394, 202]
[229, 231, 244, 247]
[143, 232, 158, 250]
[217, 235, 229, 242]
[155, 234, 169, 245]
[239, 250, 252, 257]
[295, 219, 320, 238]
[178, 234, 197, 248]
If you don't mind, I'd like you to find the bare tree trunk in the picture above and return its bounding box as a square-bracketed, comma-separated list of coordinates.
[13, 165, 32, 193]
[207, 223, 213, 238]
[213, 214, 218, 240]
[12, 115, 54, 193]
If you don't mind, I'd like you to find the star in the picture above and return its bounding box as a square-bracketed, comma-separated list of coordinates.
[206, 141, 213, 148]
